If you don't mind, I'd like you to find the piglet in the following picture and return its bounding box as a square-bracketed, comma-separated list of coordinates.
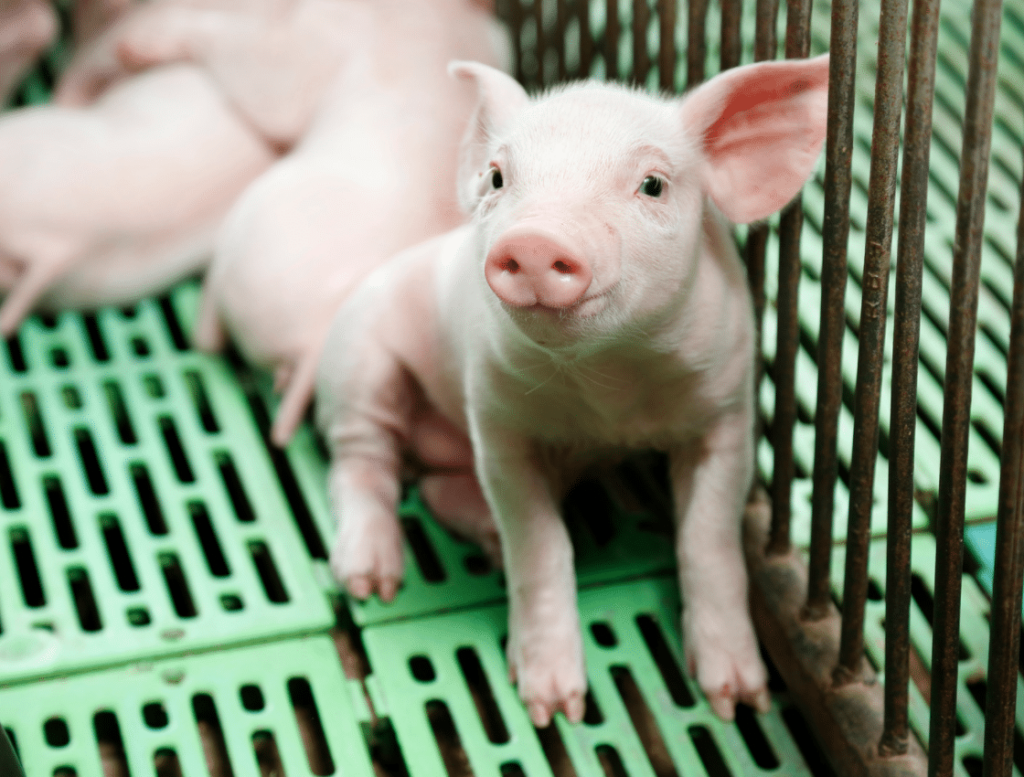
[316, 56, 829, 725]
[0, 0, 57, 105]
[0, 63, 276, 335]
[190, 0, 509, 445]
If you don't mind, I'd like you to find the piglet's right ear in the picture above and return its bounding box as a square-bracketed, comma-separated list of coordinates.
[449, 61, 529, 212]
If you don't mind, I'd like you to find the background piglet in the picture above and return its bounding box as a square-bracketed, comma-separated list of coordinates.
[0, 0, 57, 104]
[316, 57, 829, 725]
[191, 0, 509, 446]
[0, 63, 276, 335]
[57, 0, 352, 150]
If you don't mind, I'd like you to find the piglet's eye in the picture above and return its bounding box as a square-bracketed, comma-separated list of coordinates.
[640, 175, 664, 198]
[490, 167, 504, 190]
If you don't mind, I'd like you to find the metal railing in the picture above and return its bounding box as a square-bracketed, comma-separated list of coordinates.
[495, 0, 1023, 774]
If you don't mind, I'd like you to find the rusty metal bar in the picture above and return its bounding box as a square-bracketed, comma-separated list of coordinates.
[532, 0, 546, 87]
[720, 0, 743, 71]
[686, 0, 709, 86]
[767, 0, 813, 556]
[744, 0, 780, 454]
[928, 0, 1003, 772]
[632, 0, 651, 83]
[833, 0, 908, 669]
[657, 0, 677, 90]
[605, 0, 620, 80]
[982, 150, 1024, 777]
[579, 0, 593, 77]
[556, 0, 569, 80]
[802, 0, 860, 621]
[879, 0, 942, 755]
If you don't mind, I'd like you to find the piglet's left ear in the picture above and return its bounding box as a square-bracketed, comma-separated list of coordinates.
[680, 53, 829, 224]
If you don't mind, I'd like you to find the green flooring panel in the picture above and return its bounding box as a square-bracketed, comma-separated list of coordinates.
[0, 286, 333, 685]
[363, 576, 816, 777]
[0, 636, 374, 777]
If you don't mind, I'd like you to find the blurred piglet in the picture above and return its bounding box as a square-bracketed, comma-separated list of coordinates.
[0, 63, 276, 335]
[190, 0, 509, 445]
[316, 56, 829, 725]
[0, 0, 57, 104]
[56, 0, 346, 151]
[0, 0, 133, 105]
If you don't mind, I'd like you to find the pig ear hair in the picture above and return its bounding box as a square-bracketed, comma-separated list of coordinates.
[680, 53, 830, 225]
[449, 61, 529, 213]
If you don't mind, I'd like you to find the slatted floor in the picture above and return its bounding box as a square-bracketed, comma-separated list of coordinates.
[1, 0, 1023, 774]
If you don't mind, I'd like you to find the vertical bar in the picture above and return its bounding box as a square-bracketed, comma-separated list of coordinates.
[533, 0, 546, 87]
[556, 0, 569, 80]
[606, 0, 620, 80]
[657, 0, 677, 91]
[579, 0, 593, 77]
[766, 0, 813, 556]
[833, 0, 908, 662]
[983, 151, 1024, 777]
[507, 0, 526, 84]
[720, 0, 743, 72]
[928, 0, 1003, 772]
[632, 0, 651, 83]
[687, 0, 709, 87]
[745, 0, 781, 453]
[880, 0, 942, 754]
[802, 0, 861, 621]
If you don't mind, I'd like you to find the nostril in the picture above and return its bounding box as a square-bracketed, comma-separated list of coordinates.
[499, 257, 520, 274]
[552, 260, 575, 274]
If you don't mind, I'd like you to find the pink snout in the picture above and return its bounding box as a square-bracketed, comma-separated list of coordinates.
[485, 228, 592, 309]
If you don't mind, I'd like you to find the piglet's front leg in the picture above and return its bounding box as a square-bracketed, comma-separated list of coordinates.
[672, 410, 769, 721]
[473, 423, 586, 727]
[322, 355, 412, 604]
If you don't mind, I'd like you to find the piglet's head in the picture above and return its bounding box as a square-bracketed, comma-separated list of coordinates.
[449, 55, 829, 345]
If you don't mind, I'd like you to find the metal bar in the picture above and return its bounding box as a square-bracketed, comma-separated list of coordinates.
[745, 0, 781, 456]
[928, 0, 1004, 771]
[879, 0, 942, 755]
[686, 0, 709, 87]
[632, 0, 651, 83]
[506, 0, 526, 84]
[720, 0, 743, 71]
[833, 0, 907, 661]
[579, 0, 593, 77]
[983, 147, 1024, 777]
[754, 0, 779, 61]
[803, 0, 860, 621]
[606, 0, 620, 80]
[657, 0, 677, 91]
[556, 0, 569, 80]
[767, 0, 813, 556]
[533, 0, 546, 87]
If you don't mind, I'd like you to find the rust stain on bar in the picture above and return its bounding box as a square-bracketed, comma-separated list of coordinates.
[928, 0, 1004, 772]
[982, 141, 1024, 777]
[835, 0, 908, 677]
[804, 0, 860, 622]
[881, 0, 941, 756]
[745, 492, 928, 777]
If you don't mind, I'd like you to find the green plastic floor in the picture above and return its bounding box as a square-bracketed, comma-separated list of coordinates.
[1, 0, 1023, 775]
